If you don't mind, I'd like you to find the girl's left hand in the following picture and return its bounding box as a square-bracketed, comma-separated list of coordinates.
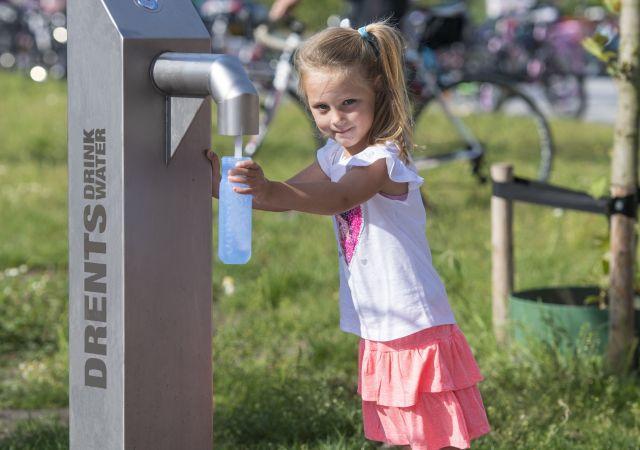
[205, 149, 221, 199]
[228, 159, 272, 202]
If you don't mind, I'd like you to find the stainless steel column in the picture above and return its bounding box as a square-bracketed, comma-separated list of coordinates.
[68, 1, 213, 448]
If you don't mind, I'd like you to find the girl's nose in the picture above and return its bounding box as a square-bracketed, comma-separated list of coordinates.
[331, 111, 347, 127]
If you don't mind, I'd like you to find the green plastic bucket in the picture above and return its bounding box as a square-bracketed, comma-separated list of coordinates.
[509, 286, 640, 354]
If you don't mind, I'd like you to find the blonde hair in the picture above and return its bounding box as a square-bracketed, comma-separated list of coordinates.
[295, 22, 413, 161]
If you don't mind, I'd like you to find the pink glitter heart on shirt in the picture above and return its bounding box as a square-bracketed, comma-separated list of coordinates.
[336, 205, 363, 264]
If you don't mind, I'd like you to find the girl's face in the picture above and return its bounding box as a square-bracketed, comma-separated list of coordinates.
[303, 68, 376, 154]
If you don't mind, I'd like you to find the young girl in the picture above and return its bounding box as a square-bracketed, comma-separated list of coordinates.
[208, 22, 491, 450]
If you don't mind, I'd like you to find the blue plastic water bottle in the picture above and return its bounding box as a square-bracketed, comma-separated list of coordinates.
[219, 156, 252, 264]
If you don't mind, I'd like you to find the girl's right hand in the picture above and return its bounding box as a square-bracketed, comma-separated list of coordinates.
[228, 159, 272, 203]
[205, 149, 220, 199]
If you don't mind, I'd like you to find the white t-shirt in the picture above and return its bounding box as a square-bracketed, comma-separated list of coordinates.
[317, 139, 457, 342]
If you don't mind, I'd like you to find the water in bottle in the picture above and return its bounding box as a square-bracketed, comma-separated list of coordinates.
[218, 137, 252, 264]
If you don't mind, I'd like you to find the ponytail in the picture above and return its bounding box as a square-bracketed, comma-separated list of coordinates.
[362, 23, 413, 161]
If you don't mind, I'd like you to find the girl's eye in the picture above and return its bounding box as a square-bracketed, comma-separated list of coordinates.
[343, 99, 357, 106]
[314, 104, 329, 111]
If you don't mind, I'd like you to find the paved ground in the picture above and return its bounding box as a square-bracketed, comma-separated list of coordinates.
[527, 76, 617, 124]
[581, 77, 617, 124]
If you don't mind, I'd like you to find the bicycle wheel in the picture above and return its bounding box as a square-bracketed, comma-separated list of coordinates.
[543, 72, 586, 119]
[412, 74, 554, 182]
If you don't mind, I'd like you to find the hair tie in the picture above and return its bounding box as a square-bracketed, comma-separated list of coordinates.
[357, 25, 379, 56]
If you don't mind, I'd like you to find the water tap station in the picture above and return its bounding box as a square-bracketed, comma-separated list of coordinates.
[67, 0, 258, 448]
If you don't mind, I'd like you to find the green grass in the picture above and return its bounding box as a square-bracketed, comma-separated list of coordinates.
[1, 68, 640, 449]
[0, 417, 68, 450]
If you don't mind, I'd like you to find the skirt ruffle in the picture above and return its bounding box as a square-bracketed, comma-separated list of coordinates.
[358, 324, 491, 450]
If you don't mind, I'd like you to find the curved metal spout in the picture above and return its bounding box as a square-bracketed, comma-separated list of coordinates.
[152, 52, 259, 135]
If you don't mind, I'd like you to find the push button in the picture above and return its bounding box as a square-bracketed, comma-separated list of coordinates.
[134, 0, 159, 11]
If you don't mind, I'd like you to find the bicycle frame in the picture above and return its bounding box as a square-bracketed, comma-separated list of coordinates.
[244, 29, 301, 156]
[407, 48, 484, 171]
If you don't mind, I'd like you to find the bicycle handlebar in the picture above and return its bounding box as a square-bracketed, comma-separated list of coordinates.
[254, 24, 290, 51]
[254, 18, 304, 52]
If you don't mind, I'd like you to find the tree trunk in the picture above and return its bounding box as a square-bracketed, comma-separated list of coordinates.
[608, 0, 639, 373]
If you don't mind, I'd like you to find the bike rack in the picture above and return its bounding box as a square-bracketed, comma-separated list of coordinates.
[490, 163, 637, 343]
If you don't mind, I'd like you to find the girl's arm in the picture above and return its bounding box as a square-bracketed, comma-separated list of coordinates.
[207, 150, 331, 212]
[250, 160, 330, 212]
[229, 158, 389, 215]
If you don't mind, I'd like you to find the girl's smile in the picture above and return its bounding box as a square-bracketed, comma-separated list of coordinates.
[304, 70, 376, 155]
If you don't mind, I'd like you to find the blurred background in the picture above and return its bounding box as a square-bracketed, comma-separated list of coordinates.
[1, 1, 638, 449]
[0, 0, 619, 122]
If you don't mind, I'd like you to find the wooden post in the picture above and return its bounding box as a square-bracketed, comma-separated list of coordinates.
[491, 163, 514, 345]
[608, 0, 639, 373]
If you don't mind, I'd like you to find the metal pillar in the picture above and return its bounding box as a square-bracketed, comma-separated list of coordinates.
[67, 1, 257, 448]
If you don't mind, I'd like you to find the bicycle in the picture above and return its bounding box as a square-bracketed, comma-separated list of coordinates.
[404, 1, 555, 182]
[469, 3, 591, 119]
[245, 19, 320, 156]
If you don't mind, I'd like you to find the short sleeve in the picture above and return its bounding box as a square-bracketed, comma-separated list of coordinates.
[316, 139, 339, 177]
[346, 142, 424, 190]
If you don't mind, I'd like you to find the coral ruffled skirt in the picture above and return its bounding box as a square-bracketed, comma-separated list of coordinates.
[358, 324, 491, 450]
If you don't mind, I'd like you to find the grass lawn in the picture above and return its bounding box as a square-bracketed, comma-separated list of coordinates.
[1, 69, 639, 449]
